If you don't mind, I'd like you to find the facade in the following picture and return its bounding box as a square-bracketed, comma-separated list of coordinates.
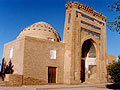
[2, 1, 116, 85]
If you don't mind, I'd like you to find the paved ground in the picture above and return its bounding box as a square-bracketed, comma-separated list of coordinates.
[0, 87, 30, 90]
[0, 84, 111, 90]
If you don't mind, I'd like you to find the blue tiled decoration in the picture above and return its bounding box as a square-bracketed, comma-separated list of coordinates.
[81, 27, 101, 39]
[68, 13, 71, 23]
[81, 13, 94, 21]
[76, 11, 105, 25]
[81, 20, 101, 30]
[67, 27, 70, 30]
[76, 11, 78, 17]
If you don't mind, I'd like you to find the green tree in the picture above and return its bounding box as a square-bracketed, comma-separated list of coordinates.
[0, 58, 7, 80]
[0, 58, 14, 80]
[107, 58, 120, 82]
[107, 0, 120, 34]
[5, 60, 14, 74]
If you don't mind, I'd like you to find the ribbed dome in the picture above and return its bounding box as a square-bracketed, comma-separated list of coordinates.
[17, 22, 61, 42]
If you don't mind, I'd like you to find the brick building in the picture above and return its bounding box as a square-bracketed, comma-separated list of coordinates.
[2, 1, 116, 85]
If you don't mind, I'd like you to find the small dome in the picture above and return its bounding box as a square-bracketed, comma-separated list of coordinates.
[17, 22, 61, 42]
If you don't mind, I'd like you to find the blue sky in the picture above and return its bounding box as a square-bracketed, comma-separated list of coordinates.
[0, 0, 120, 63]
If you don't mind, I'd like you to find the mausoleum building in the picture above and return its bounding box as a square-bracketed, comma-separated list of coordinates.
[2, 1, 116, 85]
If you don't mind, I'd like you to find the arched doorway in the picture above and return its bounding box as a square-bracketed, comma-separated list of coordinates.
[81, 39, 96, 83]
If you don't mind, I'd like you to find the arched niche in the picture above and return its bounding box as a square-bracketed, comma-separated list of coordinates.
[81, 39, 97, 82]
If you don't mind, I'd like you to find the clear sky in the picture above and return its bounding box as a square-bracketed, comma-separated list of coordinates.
[0, 0, 120, 63]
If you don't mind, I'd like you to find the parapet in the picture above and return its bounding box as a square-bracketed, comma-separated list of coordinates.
[65, 1, 107, 22]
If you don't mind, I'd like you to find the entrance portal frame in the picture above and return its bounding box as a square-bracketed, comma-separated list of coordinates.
[80, 36, 100, 83]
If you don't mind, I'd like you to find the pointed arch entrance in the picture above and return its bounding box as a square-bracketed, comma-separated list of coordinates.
[81, 39, 97, 83]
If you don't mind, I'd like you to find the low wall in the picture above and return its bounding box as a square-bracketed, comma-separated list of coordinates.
[4, 74, 23, 85]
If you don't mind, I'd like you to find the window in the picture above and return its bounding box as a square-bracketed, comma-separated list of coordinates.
[36, 25, 39, 27]
[10, 48, 13, 59]
[67, 27, 70, 30]
[48, 38, 54, 41]
[68, 13, 71, 23]
[76, 11, 78, 17]
[103, 23, 105, 26]
[50, 50, 56, 59]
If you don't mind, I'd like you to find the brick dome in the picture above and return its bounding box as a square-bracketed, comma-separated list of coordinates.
[17, 22, 61, 42]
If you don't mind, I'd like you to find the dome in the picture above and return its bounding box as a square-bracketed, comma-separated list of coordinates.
[17, 22, 61, 42]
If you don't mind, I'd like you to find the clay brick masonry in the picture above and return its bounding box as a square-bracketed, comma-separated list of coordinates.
[2, 1, 116, 85]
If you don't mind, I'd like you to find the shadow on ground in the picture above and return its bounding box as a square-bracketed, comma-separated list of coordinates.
[106, 82, 120, 90]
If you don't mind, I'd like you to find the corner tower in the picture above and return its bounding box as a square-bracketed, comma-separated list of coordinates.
[63, 1, 107, 84]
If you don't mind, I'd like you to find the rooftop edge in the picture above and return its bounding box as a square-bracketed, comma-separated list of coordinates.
[65, 1, 107, 22]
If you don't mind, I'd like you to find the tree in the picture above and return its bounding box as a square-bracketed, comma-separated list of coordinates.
[0, 58, 7, 80]
[5, 60, 14, 74]
[107, 0, 120, 34]
[118, 55, 120, 59]
[107, 58, 120, 82]
[0, 58, 14, 80]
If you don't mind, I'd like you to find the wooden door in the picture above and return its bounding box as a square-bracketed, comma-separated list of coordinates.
[81, 60, 85, 83]
[48, 67, 56, 83]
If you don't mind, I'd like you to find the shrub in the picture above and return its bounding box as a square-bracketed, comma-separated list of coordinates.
[107, 60, 120, 82]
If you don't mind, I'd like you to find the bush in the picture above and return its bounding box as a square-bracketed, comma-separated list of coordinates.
[107, 60, 120, 82]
